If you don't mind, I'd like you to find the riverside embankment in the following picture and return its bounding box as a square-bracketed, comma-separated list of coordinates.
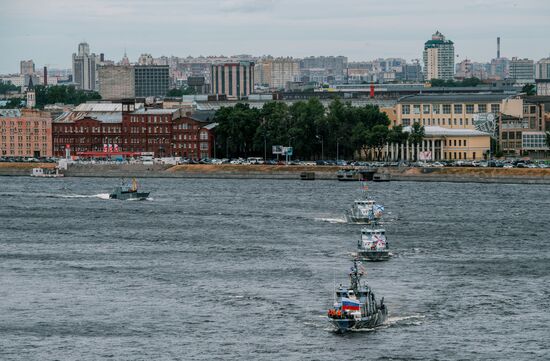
[2, 162, 550, 183]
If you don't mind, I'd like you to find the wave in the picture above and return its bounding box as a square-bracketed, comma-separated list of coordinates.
[314, 217, 347, 224]
[384, 314, 425, 327]
[58, 193, 110, 200]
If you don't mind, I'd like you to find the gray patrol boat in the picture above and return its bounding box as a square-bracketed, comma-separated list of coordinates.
[109, 178, 150, 200]
[355, 226, 391, 261]
[327, 260, 387, 333]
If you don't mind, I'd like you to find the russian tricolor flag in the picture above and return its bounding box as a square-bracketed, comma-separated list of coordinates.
[341, 297, 360, 311]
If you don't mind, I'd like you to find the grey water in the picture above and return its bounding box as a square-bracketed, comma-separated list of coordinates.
[0, 177, 549, 360]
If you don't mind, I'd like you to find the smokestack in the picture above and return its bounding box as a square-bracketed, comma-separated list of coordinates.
[43, 66, 47, 86]
[497, 37, 500, 59]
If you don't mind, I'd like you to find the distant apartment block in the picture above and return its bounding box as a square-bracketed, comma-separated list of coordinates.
[535, 58, 550, 80]
[211, 61, 254, 99]
[0, 109, 53, 157]
[98, 65, 135, 99]
[423, 31, 455, 81]
[134, 65, 170, 97]
[255, 58, 300, 90]
[510, 57, 535, 84]
[72, 42, 97, 91]
[98, 65, 169, 98]
[20, 60, 35, 76]
[300, 56, 348, 83]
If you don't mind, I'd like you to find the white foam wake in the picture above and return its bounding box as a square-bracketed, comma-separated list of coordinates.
[314, 217, 347, 224]
[59, 193, 110, 200]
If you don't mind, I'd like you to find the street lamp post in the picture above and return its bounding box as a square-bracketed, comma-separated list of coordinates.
[336, 139, 339, 164]
[264, 133, 267, 161]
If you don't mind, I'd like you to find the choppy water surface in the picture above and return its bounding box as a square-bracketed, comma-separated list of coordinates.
[0, 177, 549, 360]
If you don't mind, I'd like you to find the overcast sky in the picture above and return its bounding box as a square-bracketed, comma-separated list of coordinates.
[0, 0, 549, 73]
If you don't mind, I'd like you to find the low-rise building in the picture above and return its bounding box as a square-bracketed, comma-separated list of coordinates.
[52, 101, 216, 159]
[0, 109, 52, 157]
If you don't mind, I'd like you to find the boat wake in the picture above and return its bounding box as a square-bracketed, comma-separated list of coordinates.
[58, 193, 110, 200]
[384, 314, 425, 327]
[314, 217, 347, 224]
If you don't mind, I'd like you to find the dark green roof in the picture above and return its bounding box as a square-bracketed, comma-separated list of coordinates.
[425, 39, 454, 47]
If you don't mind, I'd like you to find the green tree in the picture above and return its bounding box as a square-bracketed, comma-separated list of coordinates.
[166, 87, 197, 97]
[522, 84, 536, 96]
[0, 81, 20, 95]
[545, 131, 550, 148]
[214, 103, 260, 158]
[367, 125, 390, 160]
[0, 97, 25, 109]
[34, 85, 100, 109]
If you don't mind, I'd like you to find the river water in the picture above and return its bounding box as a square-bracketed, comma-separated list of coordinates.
[0, 177, 548, 360]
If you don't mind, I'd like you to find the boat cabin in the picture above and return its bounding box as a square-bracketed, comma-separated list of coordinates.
[360, 228, 387, 250]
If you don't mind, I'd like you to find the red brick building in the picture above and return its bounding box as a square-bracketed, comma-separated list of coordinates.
[52, 118, 122, 155]
[52, 102, 216, 158]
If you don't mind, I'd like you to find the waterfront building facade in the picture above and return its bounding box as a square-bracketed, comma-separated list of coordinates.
[392, 94, 512, 160]
[499, 96, 550, 157]
[0, 109, 53, 157]
[423, 31, 455, 81]
[52, 102, 216, 158]
[211, 61, 254, 100]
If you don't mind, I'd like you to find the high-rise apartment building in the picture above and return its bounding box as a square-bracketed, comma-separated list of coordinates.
[423, 31, 455, 81]
[134, 65, 169, 97]
[138, 54, 154, 66]
[255, 58, 300, 90]
[535, 58, 550, 80]
[72, 42, 97, 90]
[510, 57, 535, 84]
[300, 56, 348, 83]
[211, 61, 254, 99]
[20, 60, 35, 76]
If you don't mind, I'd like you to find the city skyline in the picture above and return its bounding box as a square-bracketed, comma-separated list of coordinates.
[1, 0, 549, 73]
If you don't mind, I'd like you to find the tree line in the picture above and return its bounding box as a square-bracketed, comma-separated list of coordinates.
[34, 85, 101, 109]
[213, 98, 425, 160]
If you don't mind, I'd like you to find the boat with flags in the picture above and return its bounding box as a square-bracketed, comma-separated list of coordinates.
[109, 178, 150, 200]
[327, 260, 388, 333]
[345, 183, 384, 224]
[355, 226, 391, 261]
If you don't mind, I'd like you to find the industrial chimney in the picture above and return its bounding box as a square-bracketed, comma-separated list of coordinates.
[43, 66, 47, 86]
[497, 37, 500, 59]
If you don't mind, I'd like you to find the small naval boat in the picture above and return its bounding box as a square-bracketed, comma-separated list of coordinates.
[30, 167, 63, 178]
[327, 260, 387, 333]
[355, 227, 390, 261]
[337, 169, 359, 181]
[109, 178, 150, 200]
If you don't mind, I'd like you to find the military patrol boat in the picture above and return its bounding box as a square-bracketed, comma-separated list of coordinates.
[355, 226, 390, 261]
[327, 260, 387, 333]
[109, 178, 150, 200]
[344, 184, 384, 224]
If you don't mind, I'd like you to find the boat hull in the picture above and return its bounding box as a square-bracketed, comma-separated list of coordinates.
[329, 309, 388, 333]
[345, 213, 378, 224]
[109, 191, 150, 200]
[356, 250, 390, 261]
